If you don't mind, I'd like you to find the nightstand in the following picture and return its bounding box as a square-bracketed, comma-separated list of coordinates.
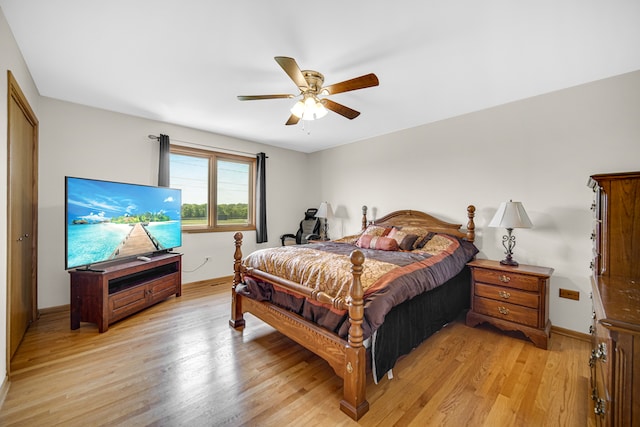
[465, 259, 553, 349]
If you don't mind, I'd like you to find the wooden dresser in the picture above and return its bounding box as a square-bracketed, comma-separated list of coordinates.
[588, 171, 640, 426]
[466, 259, 553, 349]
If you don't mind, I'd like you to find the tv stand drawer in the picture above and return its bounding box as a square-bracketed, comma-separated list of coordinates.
[109, 286, 148, 322]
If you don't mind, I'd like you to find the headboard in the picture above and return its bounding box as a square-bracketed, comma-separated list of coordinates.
[361, 206, 475, 242]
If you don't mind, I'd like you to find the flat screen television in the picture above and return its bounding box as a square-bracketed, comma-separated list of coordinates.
[65, 176, 182, 270]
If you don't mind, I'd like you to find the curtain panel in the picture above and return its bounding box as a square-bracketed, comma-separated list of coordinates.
[158, 134, 170, 187]
[256, 152, 268, 243]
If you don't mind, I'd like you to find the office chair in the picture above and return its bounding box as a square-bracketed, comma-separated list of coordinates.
[280, 208, 321, 245]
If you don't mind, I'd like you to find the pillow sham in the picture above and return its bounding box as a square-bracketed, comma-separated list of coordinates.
[415, 234, 455, 253]
[331, 233, 361, 244]
[333, 224, 391, 245]
[361, 224, 393, 237]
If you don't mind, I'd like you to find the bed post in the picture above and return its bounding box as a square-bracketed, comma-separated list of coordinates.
[361, 205, 368, 230]
[466, 205, 476, 243]
[229, 232, 245, 329]
[340, 249, 370, 420]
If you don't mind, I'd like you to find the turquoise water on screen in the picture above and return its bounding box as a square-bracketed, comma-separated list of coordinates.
[67, 223, 131, 268]
[145, 221, 182, 249]
[67, 221, 181, 268]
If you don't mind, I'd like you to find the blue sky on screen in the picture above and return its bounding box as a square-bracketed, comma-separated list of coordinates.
[66, 177, 182, 221]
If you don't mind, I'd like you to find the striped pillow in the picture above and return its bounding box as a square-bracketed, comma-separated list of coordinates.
[355, 235, 399, 251]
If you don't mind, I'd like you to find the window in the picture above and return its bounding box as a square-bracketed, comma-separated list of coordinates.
[169, 145, 256, 232]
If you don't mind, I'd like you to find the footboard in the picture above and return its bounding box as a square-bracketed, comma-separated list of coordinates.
[229, 232, 369, 420]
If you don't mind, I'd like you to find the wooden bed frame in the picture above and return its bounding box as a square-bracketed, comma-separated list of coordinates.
[229, 206, 476, 420]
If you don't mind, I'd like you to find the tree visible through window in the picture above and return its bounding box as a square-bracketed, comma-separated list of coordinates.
[169, 146, 255, 232]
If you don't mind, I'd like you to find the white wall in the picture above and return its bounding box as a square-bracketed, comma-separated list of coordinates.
[3, 6, 639, 390]
[38, 97, 314, 307]
[0, 6, 41, 393]
[311, 70, 640, 334]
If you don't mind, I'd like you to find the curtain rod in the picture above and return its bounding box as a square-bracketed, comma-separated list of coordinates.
[147, 134, 266, 157]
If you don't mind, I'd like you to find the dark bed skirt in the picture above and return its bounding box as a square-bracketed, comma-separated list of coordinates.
[237, 265, 471, 384]
[371, 266, 471, 382]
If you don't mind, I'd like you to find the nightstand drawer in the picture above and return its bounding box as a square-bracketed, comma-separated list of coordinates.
[474, 282, 539, 309]
[473, 296, 539, 327]
[473, 268, 540, 292]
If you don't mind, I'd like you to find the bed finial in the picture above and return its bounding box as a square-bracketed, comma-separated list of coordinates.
[361, 206, 368, 230]
[466, 205, 476, 242]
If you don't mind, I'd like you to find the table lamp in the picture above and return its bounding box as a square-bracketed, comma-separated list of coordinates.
[316, 202, 332, 240]
[488, 200, 533, 266]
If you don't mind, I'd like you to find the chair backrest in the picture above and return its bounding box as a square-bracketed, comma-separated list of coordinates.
[303, 208, 318, 220]
[297, 208, 320, 244]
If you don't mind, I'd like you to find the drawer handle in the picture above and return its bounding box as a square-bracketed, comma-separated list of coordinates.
[589, 350, 596, 367]
[594, 398, 606, 416]
[595, 342, 607, 362]
[498, 275, 511, 283]
[498, 290, 510, 299]
[498, 306, 509, 315]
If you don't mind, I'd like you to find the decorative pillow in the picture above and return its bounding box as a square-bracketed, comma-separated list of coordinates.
[387, 228, 419, 251]
[355, 235, 399, 251]
[418, 234, 454, 253]
[360, 224, 393, 238]
[414, 232, 436, 249]
[333, 225, 393, 246]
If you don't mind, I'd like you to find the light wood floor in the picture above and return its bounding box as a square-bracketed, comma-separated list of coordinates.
[1, 280, 593, 426]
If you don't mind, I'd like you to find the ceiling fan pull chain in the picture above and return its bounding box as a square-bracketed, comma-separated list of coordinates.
[301, 119, 312, 135]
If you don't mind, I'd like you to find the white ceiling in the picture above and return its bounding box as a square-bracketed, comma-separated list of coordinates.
[2, 1, 640, 153]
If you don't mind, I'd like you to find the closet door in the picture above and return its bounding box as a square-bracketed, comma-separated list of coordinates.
[7, 71, 39, 362]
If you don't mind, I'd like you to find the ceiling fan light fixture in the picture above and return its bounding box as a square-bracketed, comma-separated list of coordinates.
[239, 56, 378, 125]
[312, 100, 328, 120]
[291, 94, 327, 121]
[290, 100, 305, 118]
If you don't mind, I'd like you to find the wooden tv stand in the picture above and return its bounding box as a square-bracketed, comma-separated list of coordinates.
[69, 252, 182, 332]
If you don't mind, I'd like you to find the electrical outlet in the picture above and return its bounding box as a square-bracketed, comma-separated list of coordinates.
[559, 288, 580, 301]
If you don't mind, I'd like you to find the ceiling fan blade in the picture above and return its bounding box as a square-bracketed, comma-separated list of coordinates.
[285, 114, 300, 126]
[237, 94, 295, 101]
[322, 73, 379, 95]
[275, 56, 309, 90]
[322, 99, 360, 120]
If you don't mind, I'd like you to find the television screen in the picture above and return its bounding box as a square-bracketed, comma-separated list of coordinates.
[65, 176, 182, 270]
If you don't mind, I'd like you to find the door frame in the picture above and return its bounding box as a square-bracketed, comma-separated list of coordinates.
[6, 70, 39, 373]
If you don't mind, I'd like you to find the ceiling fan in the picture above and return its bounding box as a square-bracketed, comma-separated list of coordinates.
[237, 56, 379, 126]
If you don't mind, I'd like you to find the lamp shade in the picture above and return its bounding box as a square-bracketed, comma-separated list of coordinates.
[488, 201, 533, 229]
[316, 201, 331, 218]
